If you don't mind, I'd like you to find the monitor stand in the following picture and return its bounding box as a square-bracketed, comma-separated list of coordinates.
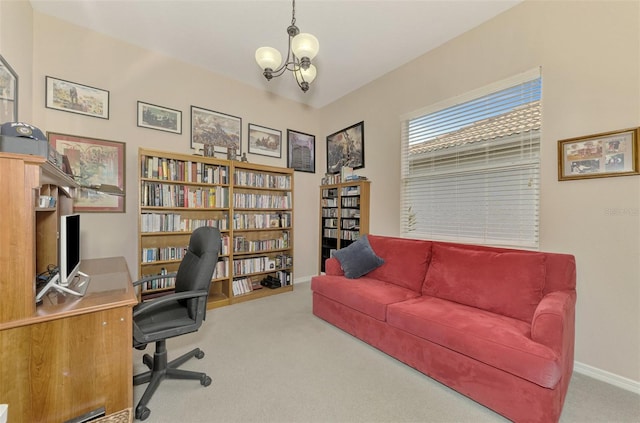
[35, 272, 91, 303]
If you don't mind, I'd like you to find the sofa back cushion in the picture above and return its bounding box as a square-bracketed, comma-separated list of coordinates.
[366, 235, 432, 292]
[423, 243, 546, 322]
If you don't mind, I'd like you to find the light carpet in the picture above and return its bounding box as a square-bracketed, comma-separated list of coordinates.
[133, 281, 640, 423]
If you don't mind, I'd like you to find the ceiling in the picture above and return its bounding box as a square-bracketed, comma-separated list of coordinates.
[29, 0, 523, 109]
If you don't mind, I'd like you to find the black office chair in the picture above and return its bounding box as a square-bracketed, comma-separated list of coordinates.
[132, 226, 221, 421]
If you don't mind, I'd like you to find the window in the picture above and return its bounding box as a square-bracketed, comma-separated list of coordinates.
[400, 69, 541, 248]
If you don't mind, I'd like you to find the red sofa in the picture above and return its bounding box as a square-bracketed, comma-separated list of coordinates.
[311, 235, 576, 423]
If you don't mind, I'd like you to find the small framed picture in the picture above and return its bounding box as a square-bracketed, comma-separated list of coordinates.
[191, 106, 241, 155]
[326, 121, 364, 174]
[0, 54, 18, 122]
[287, 129, 315, 173]
[45, 76, 109, 119]
[558, 127, 640, 180]
[137, 101, 182, 134]
[248, 123, 282, 158]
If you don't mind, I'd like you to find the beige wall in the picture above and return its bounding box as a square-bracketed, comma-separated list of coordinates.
[0, 0, 33, 123]
[27, 11, 320, 286]
[2, 0, 638, 388]
[319, 1, 640, 385]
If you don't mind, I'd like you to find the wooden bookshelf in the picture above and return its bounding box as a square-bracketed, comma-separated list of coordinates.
[318, 180, 370, 273]
[138, 148, 294, 309]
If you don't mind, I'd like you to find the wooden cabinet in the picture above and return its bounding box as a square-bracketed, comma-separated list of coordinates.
[138, 148, 232, 307]
[0, 153, 136, 422]
[138, 148, 294, 309]
[319, 180, 370, 273]
[0, 152, 77, 323]
[231, 161, 294, 303]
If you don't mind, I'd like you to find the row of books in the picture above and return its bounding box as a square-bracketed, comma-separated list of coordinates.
[323, 218, 338, 228]
[341, 219, 359, 230]
[233, 232, 289, 253]
[341, 209, 360, 218]
[321, 198, 338, 207]
[139, 269, 176, 292]
[212, 258, 229, 279]
[233, 192, 291, 209]
[141, 213, 229, 233]
[342, 197, 360, 207]
[141, 182, 230, 208]
[141, 238, 231, 263]
[234, 170, 291, 189]
[321, 188, 338, 197]
[322, 208, 338, 218]
[141, 155, 229, 184]
[232, 212, 291, 230]
[232, 254, 292, 276]
[231, 270, 293, 296]
[341, 186, 361, 196]
[141, 246, 187, 263]
[232, 277, 258, 296]
[341, 230, 361, 240]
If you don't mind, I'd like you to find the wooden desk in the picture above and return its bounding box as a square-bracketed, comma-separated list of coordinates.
[0, 257, 137, 423]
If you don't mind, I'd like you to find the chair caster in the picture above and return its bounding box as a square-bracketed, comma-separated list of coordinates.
[201, 375, 212, 387]
[195, 349, 205, 359]
[135, 405, 151, 421]
[143, 354, 153, 369]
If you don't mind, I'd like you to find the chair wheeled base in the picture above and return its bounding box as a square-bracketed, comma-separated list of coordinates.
[133, 340, 212, 421]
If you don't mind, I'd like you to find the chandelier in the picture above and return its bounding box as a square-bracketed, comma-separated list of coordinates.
[255, 0, 319, 93]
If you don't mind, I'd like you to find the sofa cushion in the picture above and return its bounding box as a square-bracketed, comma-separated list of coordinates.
[366, 235, 432, 292]
[387, 296, 561, 388]
[423, 243, 546, 322]
[310, 275, 420, 321]
[332, 235, 385, 279]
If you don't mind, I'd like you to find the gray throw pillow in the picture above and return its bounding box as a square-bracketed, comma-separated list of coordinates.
[332, 235, 384, 279]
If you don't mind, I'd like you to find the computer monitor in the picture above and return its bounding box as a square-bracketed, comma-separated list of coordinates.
[60, 213, 81, 286]
[35, 214, 90, 303]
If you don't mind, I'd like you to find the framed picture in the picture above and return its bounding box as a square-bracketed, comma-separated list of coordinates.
[137, 101, 182, 134]
[558, 127, 640, 181]
[287, 129, 315, 173]
[326, 121, 364, 174]
[48, 132, 126, 212]
[0, 54, 18, 122]
[45, 76, 109, 119]
[191, 106, 241, 155]
[248, 123, 282, 158]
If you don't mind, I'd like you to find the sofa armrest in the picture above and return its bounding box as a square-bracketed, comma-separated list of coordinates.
[531, 290, 576, 354]
[325, 257, 344, 276]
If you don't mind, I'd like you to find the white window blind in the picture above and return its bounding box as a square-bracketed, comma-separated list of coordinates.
[400, 69, 541, 248]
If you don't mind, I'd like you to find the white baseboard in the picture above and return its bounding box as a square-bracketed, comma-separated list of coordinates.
[574, 361, 640, 395]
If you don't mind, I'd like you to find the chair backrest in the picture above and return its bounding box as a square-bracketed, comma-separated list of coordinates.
[175, 226, 221, 318]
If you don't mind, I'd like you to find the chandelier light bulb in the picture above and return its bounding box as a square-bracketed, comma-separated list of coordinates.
[255, 47, 283, 71]
[291, 33, 319, 61]
[295, 64, 317, 84]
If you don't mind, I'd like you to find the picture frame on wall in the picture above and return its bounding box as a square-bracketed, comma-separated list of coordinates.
[0, 54, 18, 122]
[558, 127, 640, 181]
[45, 76, 109, 119]
[287, 129, 315, 173]
[191, 106, 242, 156]
[326, 120, 364, 174]
[137, 101, 182, 134]
[248, 123, 282, 158]
[48, 132, 126, 212]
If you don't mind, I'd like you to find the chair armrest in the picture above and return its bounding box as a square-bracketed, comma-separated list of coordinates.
[325, 257, 344, 276]
[132, 272, 178, 288]
[133, 289, 209, 318]
[531, 290, 576, 355]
